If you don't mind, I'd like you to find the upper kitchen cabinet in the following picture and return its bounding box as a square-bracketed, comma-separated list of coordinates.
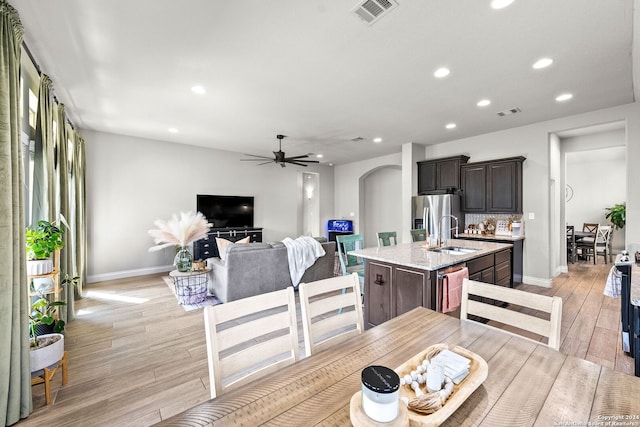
[417, 155, 470, 195]
[461, 156, 525, 213]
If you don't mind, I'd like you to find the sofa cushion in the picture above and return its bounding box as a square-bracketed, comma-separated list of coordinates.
[216, 236, 250, 261]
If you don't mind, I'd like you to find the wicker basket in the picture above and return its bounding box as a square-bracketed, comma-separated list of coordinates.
[172, 273, 208, 304]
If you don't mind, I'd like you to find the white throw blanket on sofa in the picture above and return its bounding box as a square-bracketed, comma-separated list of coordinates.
[282, 236, 326, 287]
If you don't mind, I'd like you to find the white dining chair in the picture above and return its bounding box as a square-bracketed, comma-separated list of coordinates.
[461, 278, 563, 350]
[593, 225, 612, 264]
[298, 273, 364, 356]
[203, 286, 299, 398]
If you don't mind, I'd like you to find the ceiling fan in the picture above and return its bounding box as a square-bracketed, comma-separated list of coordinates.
[241, 134, 319, 168]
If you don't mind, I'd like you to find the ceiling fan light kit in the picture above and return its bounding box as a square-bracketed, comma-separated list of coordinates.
[241, 135, 320, 168]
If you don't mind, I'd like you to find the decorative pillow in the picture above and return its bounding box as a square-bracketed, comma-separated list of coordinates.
[216, 236, 250, 261]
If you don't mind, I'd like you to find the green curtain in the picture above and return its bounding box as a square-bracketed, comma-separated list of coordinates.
[0, 1, 32, 425]
[55, 104, 74, 322]
[30, 75, 55, 227]
[72, 131, 86, 296]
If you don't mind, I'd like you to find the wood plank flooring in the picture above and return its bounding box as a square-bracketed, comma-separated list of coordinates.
[17, 260, 634, 426]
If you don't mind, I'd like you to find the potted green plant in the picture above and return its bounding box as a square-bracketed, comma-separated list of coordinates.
[605, 202, 626, 229]
[29, 274, 77, 373]
[26, 220, 64, 277]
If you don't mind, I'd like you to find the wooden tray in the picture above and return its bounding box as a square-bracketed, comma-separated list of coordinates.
[394, 343, 488, 426]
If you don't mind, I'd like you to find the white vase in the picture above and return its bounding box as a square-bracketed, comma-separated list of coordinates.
[27, 259, 54, 275]
[30, 333, 64, 372]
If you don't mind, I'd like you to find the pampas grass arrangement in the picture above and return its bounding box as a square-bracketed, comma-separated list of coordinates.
[148, 211, 211, 251]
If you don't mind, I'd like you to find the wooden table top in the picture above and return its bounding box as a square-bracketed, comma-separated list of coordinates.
[158, 307, 640, 426]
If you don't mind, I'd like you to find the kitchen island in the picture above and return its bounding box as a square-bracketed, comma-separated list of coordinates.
[349, 239, 513, 328]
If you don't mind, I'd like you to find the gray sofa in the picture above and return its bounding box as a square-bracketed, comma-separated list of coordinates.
[206, 240, 336, 303]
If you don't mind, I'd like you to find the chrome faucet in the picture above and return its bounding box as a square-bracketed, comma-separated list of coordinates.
[438, 215, 459, 247]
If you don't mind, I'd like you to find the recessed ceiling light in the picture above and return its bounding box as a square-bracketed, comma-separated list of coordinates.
[491, 0, 514, 9]
[373, 137, 382, 143]
[316, 154, 323, 158]
[168, 127, 179, 133]
[477, 99, 491, 107]
[434, 67, 450, 78]
[328, 163, 334, 167]
[445, 123, 457, 129]
[532, 58, 553, 69]
[555, 93, 573, 102]
[191, 85, 206, 95]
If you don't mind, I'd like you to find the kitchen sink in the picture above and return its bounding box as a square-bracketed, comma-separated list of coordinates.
[430, 246, 479, 255]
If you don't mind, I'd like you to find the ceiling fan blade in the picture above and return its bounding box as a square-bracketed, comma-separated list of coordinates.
[257, 161, 275, 166]
[288, 159, 319, 163]
[287, 161, 311, 167]
[241, 154, 273, 160]
[284, 154, 310, 160]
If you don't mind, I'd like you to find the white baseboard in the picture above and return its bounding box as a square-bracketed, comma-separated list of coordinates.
[88, 265, 173, 283]
[522, 275, 552, 288]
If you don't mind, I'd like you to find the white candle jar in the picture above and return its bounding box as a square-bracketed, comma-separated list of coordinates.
[361, 365, 400, 423]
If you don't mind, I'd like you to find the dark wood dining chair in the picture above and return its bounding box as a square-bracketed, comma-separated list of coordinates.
[582, 223, 599, 233]
[566, 225, 576, 263]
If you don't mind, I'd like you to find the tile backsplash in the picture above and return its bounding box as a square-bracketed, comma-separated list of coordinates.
[464, 213, 523, 229]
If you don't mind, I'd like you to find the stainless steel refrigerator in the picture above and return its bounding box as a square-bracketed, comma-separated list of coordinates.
[411, 194, 462, 243]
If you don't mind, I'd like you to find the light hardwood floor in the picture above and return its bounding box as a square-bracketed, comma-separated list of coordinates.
[18, 260, 634, 426]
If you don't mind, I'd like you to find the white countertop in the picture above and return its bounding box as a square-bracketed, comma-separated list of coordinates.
[348, 239, 513, 272]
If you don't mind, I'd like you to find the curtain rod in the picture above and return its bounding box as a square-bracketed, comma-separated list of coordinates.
[21, 40, 76, 131]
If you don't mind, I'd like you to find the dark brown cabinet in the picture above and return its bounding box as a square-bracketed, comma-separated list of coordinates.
[460, 164, 486, 212]
[366, 262, 393, 328]
[466, 249, 511, 307]
[461, 157, 525, 213]
[418, 155, 469, 195]
[364, 261, 430, 329]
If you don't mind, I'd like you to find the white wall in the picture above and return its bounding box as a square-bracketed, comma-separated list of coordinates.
[336, 102, 640, 285]
[334, 152, 402, 235]
[363, 166, 402, 247]
[85, 130, 334, 282]
[565, 145, 626, 252]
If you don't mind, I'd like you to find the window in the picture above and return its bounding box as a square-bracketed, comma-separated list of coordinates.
[28, 88, 37, 130]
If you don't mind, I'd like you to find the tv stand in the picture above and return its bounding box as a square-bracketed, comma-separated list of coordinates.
[194, 227, 263, 260]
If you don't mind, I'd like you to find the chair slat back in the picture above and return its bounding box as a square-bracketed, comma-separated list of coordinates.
[460, 279, 563, 350]
[204, 287, 299, 398]
[299, 273, 364, 356]
[596, 225, 612, 244]
[410, 229, 427, 242]
[376, 231, 398, 247]
[336, 234, 364, 270]
[566, 225, 576, 263]
[583, 223, 599, 233]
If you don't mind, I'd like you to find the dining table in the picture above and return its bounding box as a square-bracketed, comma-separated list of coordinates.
[158, 307, 640, 426]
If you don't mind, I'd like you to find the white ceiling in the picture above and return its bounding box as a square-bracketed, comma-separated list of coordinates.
[13, 0, 637, 166]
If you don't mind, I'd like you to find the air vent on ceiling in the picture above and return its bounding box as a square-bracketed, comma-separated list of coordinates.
[352, 0, 398, 25]
[497, 107, 522, 117]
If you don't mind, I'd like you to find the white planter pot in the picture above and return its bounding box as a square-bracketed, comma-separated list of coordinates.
[27, 259, 54, 275]
[30, 333, 64, 372]
[32, 277, 55, 293]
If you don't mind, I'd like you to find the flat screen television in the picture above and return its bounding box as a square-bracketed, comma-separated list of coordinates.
[197, 194, 254, 229]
